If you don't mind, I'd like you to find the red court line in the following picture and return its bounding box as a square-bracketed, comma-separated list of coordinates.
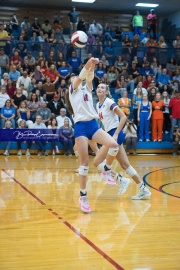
[2, 169, 124, 270]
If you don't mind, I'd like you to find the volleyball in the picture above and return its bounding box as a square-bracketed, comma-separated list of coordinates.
[71, 31, 88, 48]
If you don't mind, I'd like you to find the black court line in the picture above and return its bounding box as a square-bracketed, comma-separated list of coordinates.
[143, 166, 180, 199]
[2, 169, 124, 270]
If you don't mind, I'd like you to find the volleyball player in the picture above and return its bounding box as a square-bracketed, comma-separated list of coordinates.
[94, 83, 151, 199]
[69, 58, 119, 213]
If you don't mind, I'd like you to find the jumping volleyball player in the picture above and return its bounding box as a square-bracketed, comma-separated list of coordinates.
[69, 58, 119, 213]
[94, 83, 151, 200]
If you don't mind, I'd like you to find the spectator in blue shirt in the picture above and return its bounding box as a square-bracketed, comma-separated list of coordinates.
[103, 41, 114, 65]
[1, 99, 16, 128]
[8, 65, 20, 84]
[140, 61, 154, 80]
[94, 62, 107, 87]
[157, 68, 172, 93]
[58, 61, 71, 83]
[67, 51, 82, 75]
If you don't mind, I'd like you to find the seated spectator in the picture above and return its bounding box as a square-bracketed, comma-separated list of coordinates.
[88, 20, 103, 37]
[56, 108, 72, 128]
[24, 51, 36, 68]
[14, 35, 27, 58]
[31, 115, 48, 156]
[3, 120, 13, 156]
[67, 51, 82, 75]
[31, 80, 46, 100]
[19, 83, 29, 98]
[146, 36, 158, 62]
[45, 64, 60, 89]
[123, 119, 138, 155]
[140, 61, 154, 81]
[34, 89, 44, 102]
[0, 85, 10, 112]
[103, 22, 113, 41]
[29, 78, 37, 92]
[47, 93, 65, 117]
[133, 81, 147, 95]
[17, 100, 33, 128]
[47, 118, 59, 155]
[0, 47, 9, 74]
[150, 57, 161, 78]
[8, 65, 20, 85]
[114, 55, 128, 72]
[1, 99, 16, 128]
[147, 79, 158, 93]
[21, 59, 34, 75]
[148, 86, 157, 102]
[158, 36, 168, 69]
[141, 33, 150, 46]
[46, 50, 56, 68]
[114, 25, 123, 41]
[16, 70, 31, 91]
[48, 33, 57, 50]
[107, 66, 118, 87]
[27, 93, 41, 121]
[173, 35, 180, 63]
[94, 62, 107, 87]
[157, 68, 172, 93]
[58, 61, 71, 83]
[132, 87, 142, 126]
[172, 69, 180, 84]
[122, 34, 132, 62]
[6, 79, 16, 98]
[41, 20, 52, 36]
[30, 32, 39, 51]
[127, 61, 140, 92]
[96, 30, 106, 45]
[10, 50, 22, 69]
[10, 14, 19, 32]
[115, 74, 127, 96]
[36, 101, 51, 126]
[54, 28, 65, 43]
[172, 127, 180, 156]
[43, 76, 55, 101]
[11, 87, 26, 109]
[166, 58, 177, 78]
[103, 41, 114, 65]
[31, 18, 41, 36]
[87, 31, 96, 53]
[77, 18, 86, 33]
[59, 118, 74, 156]
[162, 90, 171, 134]
[20, 16, 31, 40]
[92, 37, 103, 58]
[138, 94, 152, 142]
[118, 90, 131, 117]
[143, 74, 153, 89]
[57, 79, 68, 108]
[16, 119, 31, 156]
[1, 73, 9, 86]
[56, 51, 65, 69]
[31, 65, 46, 83]
[131, 34, 141, 58]
[100, 54, 109, 67]
[51, 19, 63, 34]
[39, 60, 47, 76]
[36, 51, 46, 66]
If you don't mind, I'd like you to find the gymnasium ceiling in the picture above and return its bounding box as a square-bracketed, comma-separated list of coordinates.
[1, 0, 180, 16]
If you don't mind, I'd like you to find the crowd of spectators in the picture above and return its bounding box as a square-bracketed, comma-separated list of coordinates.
[0, 13, 180, 156]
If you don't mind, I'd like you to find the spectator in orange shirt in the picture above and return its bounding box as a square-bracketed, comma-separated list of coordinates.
[151, 92, 165, 141]
[51, 20, 63, 34]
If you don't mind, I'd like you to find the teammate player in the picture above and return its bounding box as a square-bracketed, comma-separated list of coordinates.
[69, 58, 119, 213]
[94, 83, 151, 199]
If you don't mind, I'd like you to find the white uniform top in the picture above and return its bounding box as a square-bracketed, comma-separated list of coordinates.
[69, 83, 98, 124]
[96, 97, 119, 132]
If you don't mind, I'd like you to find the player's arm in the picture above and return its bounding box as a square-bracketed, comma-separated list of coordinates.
[113, 106, 127, 137]
[86, 58, 99, 90]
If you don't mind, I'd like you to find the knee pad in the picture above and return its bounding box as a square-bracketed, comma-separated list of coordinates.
[108, 147, 119, 157]
[78, 166, 89, 176]
[125, 165, 137, 177]
[97, 160, 106, 171]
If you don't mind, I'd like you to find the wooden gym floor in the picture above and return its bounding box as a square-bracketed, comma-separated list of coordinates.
[0, 154, 180, 270]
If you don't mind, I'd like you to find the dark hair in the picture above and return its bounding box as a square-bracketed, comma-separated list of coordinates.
[30, 93, 38, 102]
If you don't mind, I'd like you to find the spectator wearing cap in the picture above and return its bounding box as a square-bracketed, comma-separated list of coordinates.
[140, 61, 154, 81]
[47, 94, 65, 117]
[0, 47, 9, 75]
[24, 52, 36, 68]
[58, 61, 71, 83]
[41, 20, 52, 36]
[169, 88, 180, 140]
[20, 17, 31, 40]
[31, 18, 41, 36]
[147, 9, 157, 39]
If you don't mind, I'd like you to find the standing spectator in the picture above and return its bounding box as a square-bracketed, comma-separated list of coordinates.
[1, 99, 16, 128]
[16, 120, 32, 156]
[59, 118, 74, 156]
[16, 70, 31, 91]
[48, 118, 59, 155]
[47, 93, 65, 117]
[169, 88, 180, 140]
[0, 86, 10, 112]
[88, 20, 103, 37]
[132, 34, 141, 58]
[123, 119, 138, 155]
[151, 92, 165, 142]
[162, 90, 171, 134]
[11, 87, 26, 108]
[147, 9, 157, 39]
[3, 120, 13, 156]
[173, 35, 180, 63]
[118, 90, 131, 117]
[46, 50, 56, 68]
[0, 21, 9, 50]
[157, 36, 168, 69]
[132, 87, 142, 126]
[36, 101, 51, 126]
[87, 31, 96, 53]
[92, 37, 103, 58]
[0, 47, 9, 75]
[132, 11, 143, 36]
[138, 94, 152, 141]
[77, 18, 86, 33]
[43, 76, 55, 101]
[67, 51, 82, 75]
[10, 14, 19, 32]
[20, 17, 31, 40]
[68, 6, 78, 37]
[27, 93, 41, 122]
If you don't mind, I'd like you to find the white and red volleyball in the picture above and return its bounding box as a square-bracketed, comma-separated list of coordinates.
[71, 31, 88, 48]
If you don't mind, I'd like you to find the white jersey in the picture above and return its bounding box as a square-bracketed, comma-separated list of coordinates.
[69, 83, 98, 124]
[96, 97, 119, 132]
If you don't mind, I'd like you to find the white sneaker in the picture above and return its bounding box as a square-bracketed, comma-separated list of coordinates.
[26, 150, 31, 156]
[139, 139, 143, 142]
[75, 168, 79, 173]
[101, 171, 116, 185]
[17, 150, 22, 156]
[3, 150, 9, 156]
[146, 139, 150, 142]
[132, 187, 151, 200]
[118, 177, 131, 196]
[79, 196, 91, 213]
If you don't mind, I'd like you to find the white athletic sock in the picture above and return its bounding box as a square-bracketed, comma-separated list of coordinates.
[138, 181, 145, 190]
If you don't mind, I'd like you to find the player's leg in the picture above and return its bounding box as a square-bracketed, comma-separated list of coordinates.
[75, 136, 91, 213]
[116, 144, 151, 199]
